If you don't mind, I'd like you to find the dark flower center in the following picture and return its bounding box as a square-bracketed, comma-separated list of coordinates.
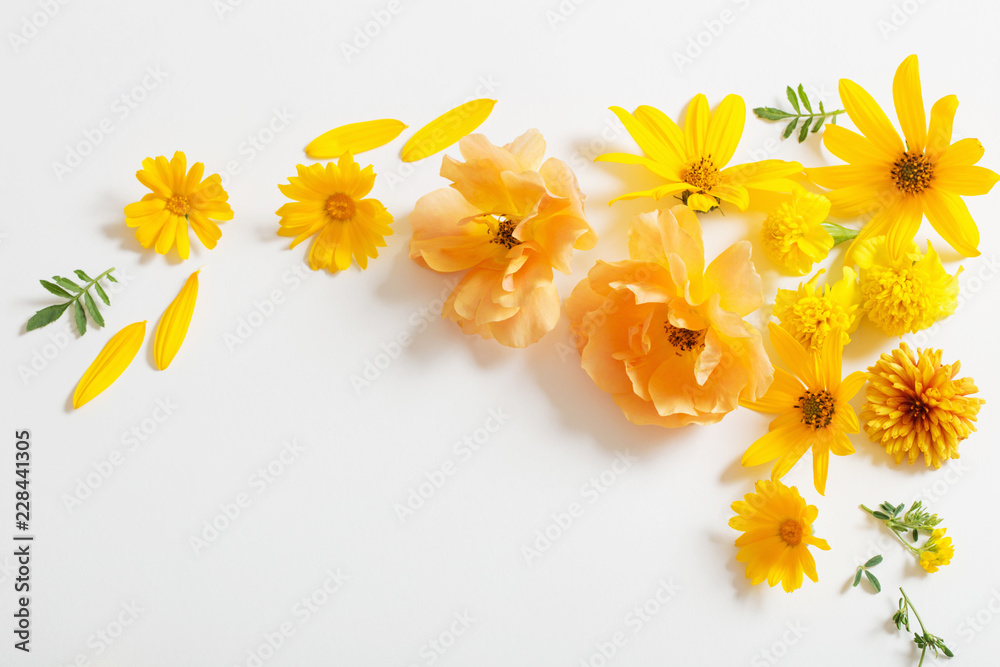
[891, 151, 934, 195]
[795, 389, 836, 429]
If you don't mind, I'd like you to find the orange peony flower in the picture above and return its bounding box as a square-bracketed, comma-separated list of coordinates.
[409, 130, 597, 347]
[565, 205, 773, 427]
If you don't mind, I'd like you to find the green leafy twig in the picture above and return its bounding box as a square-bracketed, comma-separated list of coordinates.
[27, 268, 118, 335]
[893, 588, 954, 666]
[852, 554, 883, 593]
[861, 501, 942, 556]
[753, 84, 846, 142]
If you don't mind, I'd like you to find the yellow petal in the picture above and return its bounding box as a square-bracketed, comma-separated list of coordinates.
[839, 78, 903, 158]
[892, 55, 926, 152]
[401, 99, 496, 162]
[704, 94, 745, 168]
[73, 321, 147, 409]
[154, 271, 200, 370]
[925, 95, 958, 160]
[305, 119, 407, 159]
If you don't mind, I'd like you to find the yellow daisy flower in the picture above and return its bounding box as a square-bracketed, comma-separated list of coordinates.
[806, 55, 1000, 261]
[855, 236, 959, 337]
[919, 528, 954, 573]
[761, 190, 834, 275]
[773, 267, 861, 351]
[861, 343, 983, 467]
[124, 151, 233, 259]
[597, 95, 803, 211]
[729, 479, 831, 593]
[276, 153, 393, 272]
[741, 322, 867, 495]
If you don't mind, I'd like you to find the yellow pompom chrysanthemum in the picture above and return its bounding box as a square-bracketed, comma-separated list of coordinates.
[861, 343, 983, 467]
[774, 268, 861, 351]
[124, 151, 233, 259]
[761, 191, 834, 275]
[276, 153, 393, 272]
[855, 236, 959, 337]
[729, 479, 831, 593]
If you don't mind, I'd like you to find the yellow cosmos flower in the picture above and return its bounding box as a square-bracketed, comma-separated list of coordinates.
[919, 528, 954, 573]
[729, 479, 831, 593]
[806, 55, 1000, 261]
[276, 153, 393, 272]
[761, 190, 834, 275]
[124, 152, 233, 259]
[597, 95, 803, 211]
[742, 322, 867, 495]
[855, 236, 959, 337]
[773, 268, 861, 351]
[861, 343, 984, 467]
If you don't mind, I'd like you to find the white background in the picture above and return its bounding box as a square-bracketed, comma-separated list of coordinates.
[3, 0, 1000, 665]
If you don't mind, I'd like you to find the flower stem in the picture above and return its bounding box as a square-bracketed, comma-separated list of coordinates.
[821, 222, 859, 246]
[900, 588, 928, 667]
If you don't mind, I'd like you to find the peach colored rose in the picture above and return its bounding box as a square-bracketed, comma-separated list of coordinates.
[409, 130, 596, 347]
[566, 205, 772, 427]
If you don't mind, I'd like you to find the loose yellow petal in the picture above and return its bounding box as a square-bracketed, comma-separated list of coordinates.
[305, 119, 408, 159]
[154, 271, 200, 370]
[401, 99, 496, 162]
[73, 321, 147, 409]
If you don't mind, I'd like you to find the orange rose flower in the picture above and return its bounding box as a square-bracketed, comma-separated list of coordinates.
[409, 130, 597, 347]
[565, 205, 773, 427]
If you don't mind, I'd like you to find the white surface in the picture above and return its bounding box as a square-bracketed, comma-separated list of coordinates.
[3, 0, 1000, 664]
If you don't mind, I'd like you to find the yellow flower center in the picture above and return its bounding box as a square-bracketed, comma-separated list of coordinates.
[783, 296, 849, 351]
[796, 389, 835, 429]
[681, 156, 721, 192]
[489, 215, 521, 249]
[664, 323, 705, 352]
[891, 152, 934, 195]
[165, 195, 191, 216]
[325, 193, 356, 221]
[779, 519, 803, 546]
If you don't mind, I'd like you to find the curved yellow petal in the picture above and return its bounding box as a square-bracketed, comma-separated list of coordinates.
[632, 105, 687, 166]
[401, 99, 496, 162]
[704, 94, 745, 168]
[305, 119, 407, 159]
[154, 271, 200, 370]
[683, 94, 710, 160]
[822, 124, 892, 166]
[886, 194, 925, 262]
[839, 78, 903, 158]
[892, 55, 926, 152]
[921, 188, 981, 257]
[604, 107, 679, 167]
[73, 321, 147, 409]
[932, 164, 1000, 196]
[925, 95, 958, 159]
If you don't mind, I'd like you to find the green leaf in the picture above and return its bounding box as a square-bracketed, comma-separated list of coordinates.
[53, 276, 82, 293]
[754, 106, 792, 120]
[26, 303, 71, 331]
[872, 511, 890, 521]
[853, 569, 863, 587]
[74, 269, 93, 282]
[39, 279, 72, 298]
[798, 119, 811, 142]
[865, 570, 882, 593]
[797, 84, 813, 113]
[864, 554, 884, 568]
[812, 116, 825, 133]
[783, 118, 798, 139]
[94, 282, 110, 306]
[943, 645, 954, 658]
[819, 101, 826, 114]
[822, 222, 860, 246]
[73, 300, 86, 335]
[831, 114, 837, 125]
[83, 291, 104, 327]
[106, 273, 118, 283]
[786, 86, 800, 113]
[912, 529, 919, 542]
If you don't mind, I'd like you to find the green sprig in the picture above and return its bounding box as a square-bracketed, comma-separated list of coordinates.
[893, 588, 954, 666]
[753, 84, 846, 143]
[852, 554, 883, 593]
[27, 268, 118, 335]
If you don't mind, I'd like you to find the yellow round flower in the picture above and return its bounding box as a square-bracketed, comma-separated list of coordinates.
[276, 153, 393, 272]
[919, 528, 954, 573]
[774, 268, 861, 351]
[124, 151, 233, 259]
[762, 191, 834, 275]
[729, 479, 831, 593]
[861, 343, 984, 467]
[855, 236, 959, 336]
